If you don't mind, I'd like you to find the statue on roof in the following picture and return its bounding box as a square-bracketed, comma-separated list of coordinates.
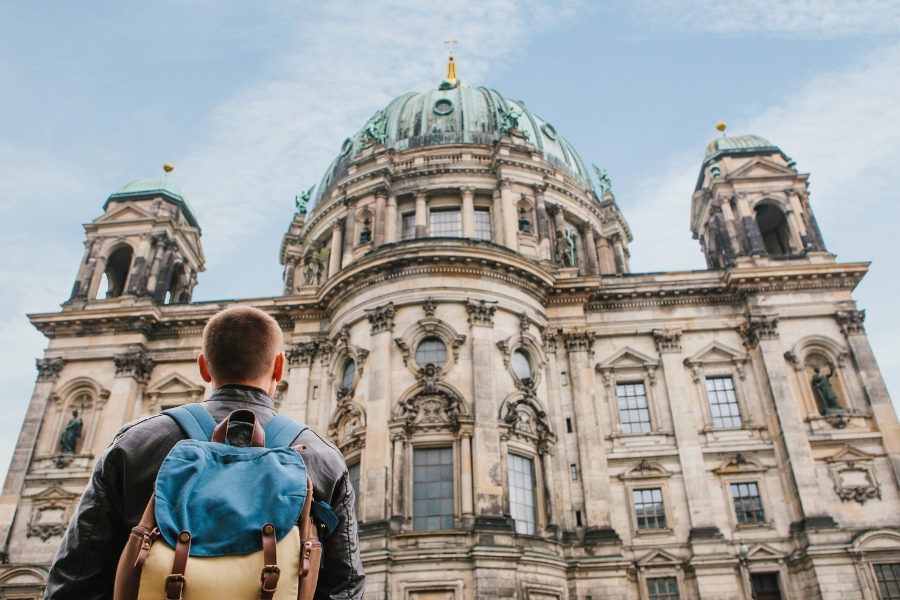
[499, 104, 527, 139]
[295, 185, 315, 214]
[592, 164, 611, 195]
[361, 109, 387, 147]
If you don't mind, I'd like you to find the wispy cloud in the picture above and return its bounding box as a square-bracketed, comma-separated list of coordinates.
[635, 0, 900, 36]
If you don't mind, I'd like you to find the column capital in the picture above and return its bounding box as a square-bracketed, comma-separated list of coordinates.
[739, 314, 779, 347]
[36, 357, 66, 382]
[498, 178, 513, 191]
[460, 186, 475, 199]
[561, 329, 596, 354]
[465, 298, 497, 327]
[414, 190, 428, 202]
[835, 309, 866, 336]
[373, 186, 389, 200]
[365, 302, 396, 334]
[531, 183, 547, 196]
[113, 349, 155, 383]
[286, 341, 319, 367]
[652, 328, 683, 353]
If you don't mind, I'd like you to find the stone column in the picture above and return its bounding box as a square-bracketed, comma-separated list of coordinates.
[466, 300, 506, 529]
[99, 350, 155, 451]
[491, 189, 503, 243]
[719, 200, 742, 256]
[390, 431, 405, 529]
[152, 242, 178, 302]
[787, 190, 813, 249]
[784, 209, 805, 253]
[580, 223, 600, 275]
[836, 310, 900, 485]
[87, 254, 108, 300]
[414, 191, 427, 238]
[461, 187, 475, 238]
[540, 449, 558, 531]
[741, 315, 834, 528]
[143, 235, 166, 295]
[596, 236, 615, 273]
[532, 184, 551, 246]
[734, 194, 766, 255]
[386, 194, 398, 244]
[374, 188, 387, 246]
[563, 331, 619, 544]
[360, 304, 395, 530]
[499, 179, 518, 250]
[459, 430, 474, 525]
[284, 342, 317, 423]
[653, 330, 721, 541]
[0, 358, 66, 557]
[612, 235, 627, 273]
[342, 198, 356, 268]
[328, 219, 344, 278]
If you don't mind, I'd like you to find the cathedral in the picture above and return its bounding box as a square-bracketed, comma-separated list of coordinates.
[2, 58, 899, 600]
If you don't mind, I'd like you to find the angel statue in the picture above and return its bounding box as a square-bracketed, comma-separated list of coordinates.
[302, 244, 331, 286]
[592, 164, 612, 195]
[295, 185, 315, 214]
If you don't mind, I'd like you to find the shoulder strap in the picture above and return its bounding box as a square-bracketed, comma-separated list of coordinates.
[163, 403, 217, 440]
[264, 414, 308, 448]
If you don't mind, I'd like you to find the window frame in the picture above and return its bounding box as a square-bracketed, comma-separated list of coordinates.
[473, 207, 492, 241]
[632, 487, 668, 532]
[428, 207, 462, 237]
[401, 211, 417, 240]
[410, 443, 458, 532]
[730, 480, 766, 527]
[507, 452, 538, 536]
[704, 374, 744, 430]
[616, 380, 653, 434]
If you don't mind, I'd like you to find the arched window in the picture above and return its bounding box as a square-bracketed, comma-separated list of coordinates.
[341, 359, 356, 390]
[100, 245, 133, 298]
[165, 263, 186, 305]
[511, 349, 532, 381]
[415, 337, 447, 367]
[755, 203, 790, 256]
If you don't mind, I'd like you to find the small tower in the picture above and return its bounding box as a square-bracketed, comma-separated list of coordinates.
[68, 170, 204, 305]
[691, 128, 827, 268]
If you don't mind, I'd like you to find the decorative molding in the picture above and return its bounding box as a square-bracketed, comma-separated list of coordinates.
[652, 329, 682, 353]
[562, 330, 596, 355]
[365, 302, 396, 334]
[826, 447, 880, 504]
[328, 397, 367, 453]
[835, 309, 866, 336]
[465, 298, 497, 327]
[286, 341, 320, 367]
[739, 315, 779, 347]
[113, 349, 155, 383]
[27, 484, 79, 541]
[499, 396, 556, 454]
[422, 297, 436, 317]
[36, 357, 66, 382]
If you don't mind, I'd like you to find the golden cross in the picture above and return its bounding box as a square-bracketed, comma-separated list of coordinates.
[444, 39, 458, 56]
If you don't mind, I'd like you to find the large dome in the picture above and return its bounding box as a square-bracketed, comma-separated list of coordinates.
[310, 83, 593, 209]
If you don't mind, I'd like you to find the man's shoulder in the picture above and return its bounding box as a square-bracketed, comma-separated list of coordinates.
[111, 412, 186, 452]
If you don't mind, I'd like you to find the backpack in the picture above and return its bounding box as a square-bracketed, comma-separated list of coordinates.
[114, 404, 338, 600]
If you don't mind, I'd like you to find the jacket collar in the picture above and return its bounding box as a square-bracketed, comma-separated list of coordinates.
[204, 384, 275, 409]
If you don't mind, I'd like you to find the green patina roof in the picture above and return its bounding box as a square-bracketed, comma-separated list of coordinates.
[705, 134, 778, 158]
[309, 84, 593, 211]
[105, 177, 199, 228]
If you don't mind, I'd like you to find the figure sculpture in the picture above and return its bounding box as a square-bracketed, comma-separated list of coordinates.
[592, 164, 611, 195]
[58, 409, 82, 454]
[565, 227, 577, 266]
[295, 184, 315, 214]
[812, 366, 842, 413]
[555, 231, 573, 267]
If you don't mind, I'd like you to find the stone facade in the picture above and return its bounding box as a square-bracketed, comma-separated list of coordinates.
[1, 75, 899, 600]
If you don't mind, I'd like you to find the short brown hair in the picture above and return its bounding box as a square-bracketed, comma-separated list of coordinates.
[201, 306, 283, 383]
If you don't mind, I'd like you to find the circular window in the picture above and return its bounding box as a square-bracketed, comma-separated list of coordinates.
[433, 99, 454, 115]
[415, 337, 447, 366]
[541, 123, 557, 140]
[341, 359, 356, 389]
[511, 349, 532, 380]
[340, 137, 353, 155]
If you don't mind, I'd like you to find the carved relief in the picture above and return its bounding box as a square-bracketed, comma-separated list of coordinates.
[465, 299, 497, 327]
[652, 329, 682, 354]
[395, 369, 467, 431]
[286, 341, 320, 367]
[27, 484, 79, 541]
[422, 297, 436, 317]
[499, 396, 556, 453]
[835, 309, 866, 336]
[36, 357, 65, 382]
[113, 349, 155, 383]
[328, 398, 367, 452]
[561, 330, 596, 354]
[365, 302, 395, 334]
[827, 447, 880, 504]
[739, 315, 779, 347]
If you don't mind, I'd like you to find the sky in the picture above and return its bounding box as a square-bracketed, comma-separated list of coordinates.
[1, 0, 898, 481]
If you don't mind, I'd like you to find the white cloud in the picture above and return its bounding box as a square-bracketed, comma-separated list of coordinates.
[628, 40, 900, 406]
[635, 0, 900, 35]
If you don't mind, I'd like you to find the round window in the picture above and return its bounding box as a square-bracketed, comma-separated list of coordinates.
[511, 349, 532, 380]
[340, 137, 353, 155]
[541, 123, 557, 140]
[341, 359, 356, 389]
[415, 337, 447, 366]
[433, 99, 454, 115]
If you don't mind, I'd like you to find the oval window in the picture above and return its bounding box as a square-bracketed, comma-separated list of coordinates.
[541, 123, 557, 140]
[415, 337, 447, 366]
[340, 137, 353, 155]
[341, 359, 356, 389]
[433, 99, 454, 115]
[511, 349, 532, 380]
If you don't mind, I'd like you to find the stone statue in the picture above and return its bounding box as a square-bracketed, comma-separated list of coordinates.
[361, 109, 387, 146]
[592, 164, 611, 195]
[302, 244, 330, 286]
[58, 409, 83, 454]
[295, 184, 315, 214]
[812, 366, 842, 413]
[554, 231, 572, 267]
[499, 104, 523, 137]
[565, 227, 577, 266]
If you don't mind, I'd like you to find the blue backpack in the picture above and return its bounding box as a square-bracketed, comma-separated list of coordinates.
[114, 405, 337, 600]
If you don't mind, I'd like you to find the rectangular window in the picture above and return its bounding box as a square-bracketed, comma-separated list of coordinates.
[413, 447, 454, 530]
[875, 563, 900, 600]
[731, 482, 765, 525]
[474, 208, 492, 241]
[429, 209, 461, 237]
[750, 573, 782, 600]
[570, 464, 578, 480]
[507, 454, 536, 535]
[347, 462, 360, 515]
[706, 376, 742, 428]
[561, 371, 567, 386]
[617, 382, 651, 433]
[566, 417, 573, 433]
[402, 212, 416, 240]
[633, 488, 666, 530]
[647, 576, 679, 600]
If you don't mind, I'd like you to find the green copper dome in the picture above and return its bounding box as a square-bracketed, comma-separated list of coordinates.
[310, 84, 593, 209]
[105, 177, 199, 228]
[704, 134, 778, 159]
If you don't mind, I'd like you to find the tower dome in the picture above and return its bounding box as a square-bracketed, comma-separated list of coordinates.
[309, 85, 593, 211]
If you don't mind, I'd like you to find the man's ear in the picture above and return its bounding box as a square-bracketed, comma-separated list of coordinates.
[198, 353, 213, 383]
[273, 352, 285, 383]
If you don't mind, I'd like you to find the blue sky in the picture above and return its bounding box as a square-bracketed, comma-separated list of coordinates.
[1, 1, 898, 479]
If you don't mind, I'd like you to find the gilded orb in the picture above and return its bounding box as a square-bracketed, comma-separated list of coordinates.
[163, 162, 174, 173]
[715, 121, 727, 132]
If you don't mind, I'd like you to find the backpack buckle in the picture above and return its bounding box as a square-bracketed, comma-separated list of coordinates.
[260, 565, 281, 593]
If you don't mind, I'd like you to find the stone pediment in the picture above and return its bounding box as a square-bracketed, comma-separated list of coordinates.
[852, 529, 900, 552]
[96, 203, 154, 223]
[729, 158, 796, 180]
[826, 446, 877, 463]
[746, 543, 783, 560]
[147, 372, 205, 395]
[685, 341, 746, 365]
[637, 548, 682, 566]
[29, 482, 79, 502]
[619, 459, 672, 481]
[714, 453, 767, 475]
[597, 347, 658, 370]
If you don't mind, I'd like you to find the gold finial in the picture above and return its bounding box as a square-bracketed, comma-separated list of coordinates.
[716, 121, 727, 133]
[163, 162, 174, 173]
[444, 40, 458, 85]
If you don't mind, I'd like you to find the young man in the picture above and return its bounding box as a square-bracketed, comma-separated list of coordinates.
[44, 306, 365, 599]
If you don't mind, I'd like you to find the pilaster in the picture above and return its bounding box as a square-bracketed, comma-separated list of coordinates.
[361, 304, 394, 525]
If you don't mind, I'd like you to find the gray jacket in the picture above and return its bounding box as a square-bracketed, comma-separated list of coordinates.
[44, 385, 365, 599]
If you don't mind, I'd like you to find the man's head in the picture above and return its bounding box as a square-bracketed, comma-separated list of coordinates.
[198, 305, 284, 393]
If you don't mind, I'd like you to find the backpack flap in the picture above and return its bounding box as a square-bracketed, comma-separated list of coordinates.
[154, 440, 307, 556]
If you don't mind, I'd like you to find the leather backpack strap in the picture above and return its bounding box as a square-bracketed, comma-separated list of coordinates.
[263, 414, 307, 448]
[163, 403, 217, 440]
